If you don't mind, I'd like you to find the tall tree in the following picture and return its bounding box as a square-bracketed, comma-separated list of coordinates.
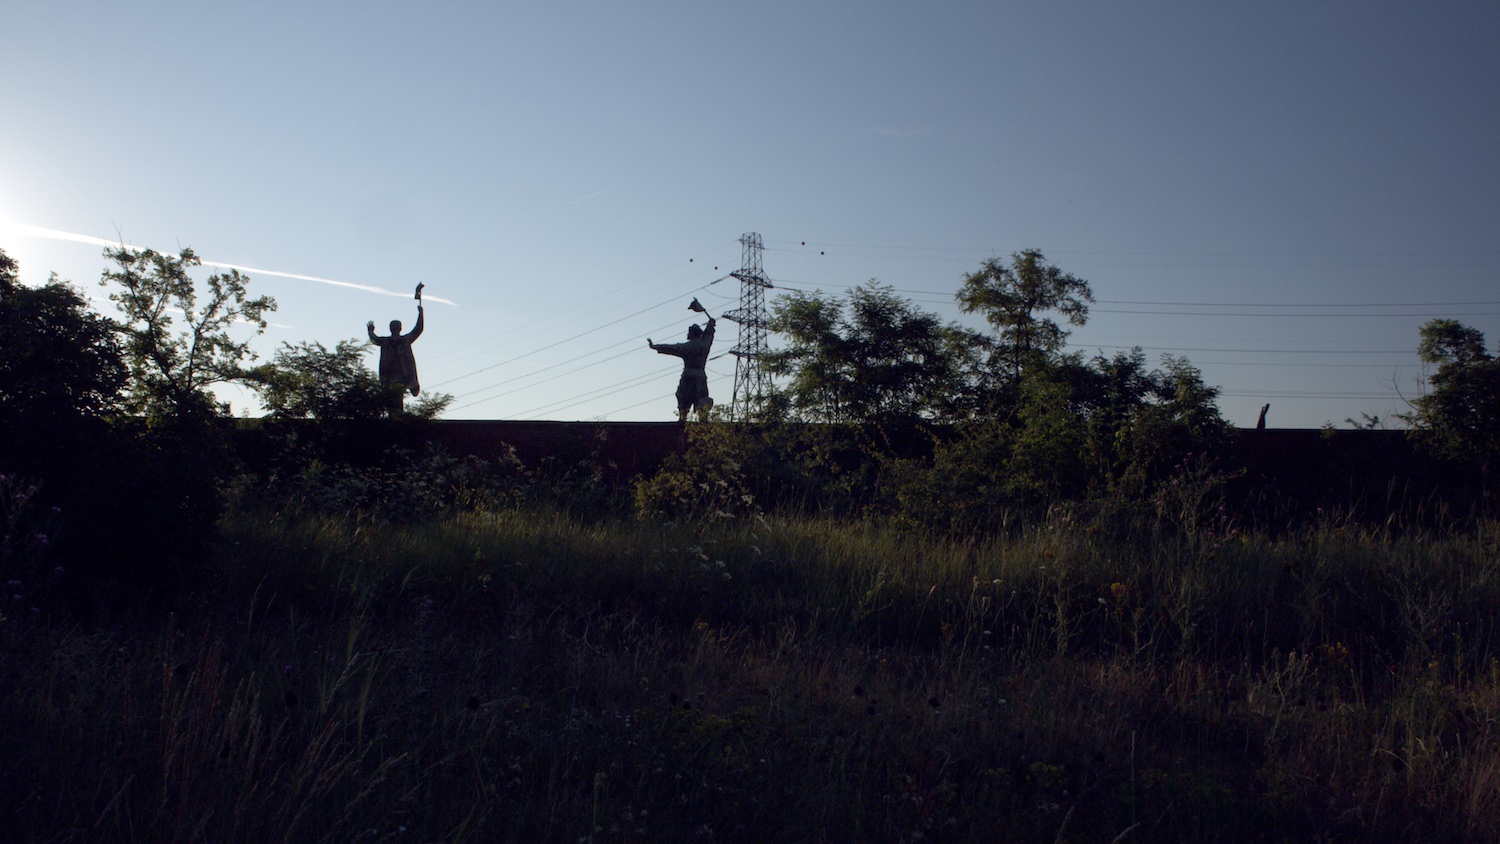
[0, 251, 126, 421]
[102, 246, 276, 419]
[1405, 318, 1500, 484]
[763, 282, 981, 425]
[956, 249, 1093, 385]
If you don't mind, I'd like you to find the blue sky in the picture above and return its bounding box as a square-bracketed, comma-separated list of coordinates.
[3, 1, 1497, 428]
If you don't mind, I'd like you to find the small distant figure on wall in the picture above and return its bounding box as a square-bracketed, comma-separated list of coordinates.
[648, 298, 716, 422]
[368, 283, 426, 413]
[1256, 403, 1270, 430]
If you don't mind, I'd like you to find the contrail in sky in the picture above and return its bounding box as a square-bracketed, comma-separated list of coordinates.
[563, 189, 606, 205]
[11, 223, 456, 305]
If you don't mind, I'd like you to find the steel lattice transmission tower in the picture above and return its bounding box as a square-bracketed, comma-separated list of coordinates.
[721, 232, 774, 419]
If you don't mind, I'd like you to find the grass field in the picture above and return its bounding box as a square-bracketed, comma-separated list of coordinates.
[5, 501, 1499, 842]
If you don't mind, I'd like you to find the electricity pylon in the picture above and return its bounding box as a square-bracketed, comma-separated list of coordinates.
[721, 232, 773, 419]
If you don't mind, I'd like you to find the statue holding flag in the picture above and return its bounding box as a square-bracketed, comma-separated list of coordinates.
[648, 298, 716, 422]
[367, 282, 426, 413]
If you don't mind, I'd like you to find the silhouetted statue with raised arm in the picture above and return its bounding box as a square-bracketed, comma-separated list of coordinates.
[649, 298, 716, 422]
[368, 283, 425, 413]
[1256, 403, 1270, 430]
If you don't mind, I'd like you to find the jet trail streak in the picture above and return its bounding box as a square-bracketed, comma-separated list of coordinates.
[13, 223, 455, 305]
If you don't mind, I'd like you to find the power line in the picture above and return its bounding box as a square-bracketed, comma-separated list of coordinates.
[420, 236, 1490, 422]
[1189, 360, 1415, 368]
[1091, 309, 1500, 318]
[435, 241, 756, 419]
[509, 365, 678, 420]
[522, 371, 733, 421]
[432, 277, 731, 390]
[449, 314, 710, 411]
[1094, 298, 1500, 308]
[422, 241, 739, 370]
[453, 316, 682, 398]
[770, 277, 1500, 313]
[422, 244, 736, 370]
[450, 346, 643, 412]
[594, 372, 735, 420]
[455, 315, 743, 415]
[764, 239, 1500, 259]
[1083, 344, 1414, 355]
[1220, 390, 1403, 400]
[762, 240, 1500, 269]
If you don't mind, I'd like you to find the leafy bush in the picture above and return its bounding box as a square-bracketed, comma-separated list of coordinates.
[239, 435, 619, 524]
[250, 339, 452, 420]
[633, 420, 760, 523]
[884, 353, 1237, 536]
[633, 414, 923, 524]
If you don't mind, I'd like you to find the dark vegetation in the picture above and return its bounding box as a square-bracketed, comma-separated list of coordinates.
[2, 245, 1498, 842]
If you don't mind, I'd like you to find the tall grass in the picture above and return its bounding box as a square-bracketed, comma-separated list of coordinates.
[3, 502, 1498, 842]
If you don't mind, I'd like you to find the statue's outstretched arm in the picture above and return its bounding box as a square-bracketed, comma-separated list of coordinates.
[408, 306, 425, 340]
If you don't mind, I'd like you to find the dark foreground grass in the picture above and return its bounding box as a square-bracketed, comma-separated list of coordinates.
[4, 506, 1499, 842]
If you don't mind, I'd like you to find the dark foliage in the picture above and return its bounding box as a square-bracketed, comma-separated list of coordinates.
[1404, 318, 1500, 491]
[0, 249, 244, 612]
[235, 422, 619, 523]
[644, 346, 1236, 535]
[762, 282, 984, 425]
[250, 339, 453, 421]
[102, 244, 275, 419]
[957, 248, 1094, 388]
